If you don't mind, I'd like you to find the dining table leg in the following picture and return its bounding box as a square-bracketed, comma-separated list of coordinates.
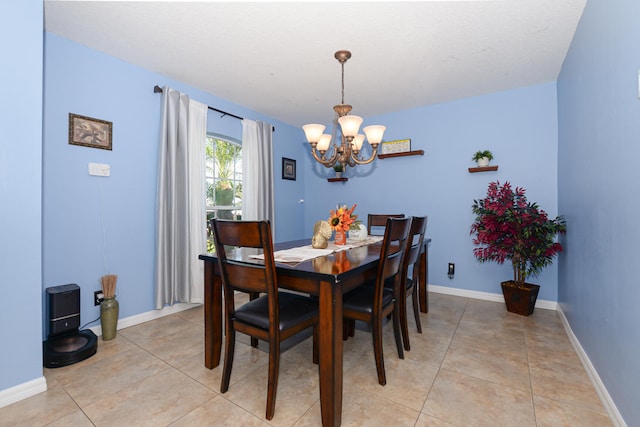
[204, 260, 222, 369]
[318, 280, 343, 427]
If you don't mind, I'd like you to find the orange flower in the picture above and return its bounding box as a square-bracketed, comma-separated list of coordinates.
[328, 204, 361, 232]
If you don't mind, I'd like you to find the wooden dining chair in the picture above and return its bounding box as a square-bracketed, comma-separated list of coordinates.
[367, 213, 405, 236]
[342, 217, 411, 386]
[389, 215, 428, 351]
[210, 219, 319, 420]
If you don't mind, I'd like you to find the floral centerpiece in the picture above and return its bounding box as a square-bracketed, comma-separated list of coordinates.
[328, 204, 361, 245]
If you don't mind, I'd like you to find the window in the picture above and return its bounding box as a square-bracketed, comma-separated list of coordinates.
[206, 134, 242, 250]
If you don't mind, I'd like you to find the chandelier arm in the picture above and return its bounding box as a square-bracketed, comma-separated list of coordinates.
[310, 146, 339, 167]
[349, 147, 380, 165]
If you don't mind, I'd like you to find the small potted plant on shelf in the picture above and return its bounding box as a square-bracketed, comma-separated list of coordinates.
[470, 181, 566, 315]
[472, 150, 494, 167]
[333, 163, 344, 178]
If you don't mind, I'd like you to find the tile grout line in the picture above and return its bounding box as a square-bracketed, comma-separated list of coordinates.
[418, 296, 470, 420]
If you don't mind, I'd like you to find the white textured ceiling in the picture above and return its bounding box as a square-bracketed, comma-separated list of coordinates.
[44, 1, 586, 128]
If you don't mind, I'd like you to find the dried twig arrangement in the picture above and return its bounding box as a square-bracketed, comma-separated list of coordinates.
[101, 274, 118, 298]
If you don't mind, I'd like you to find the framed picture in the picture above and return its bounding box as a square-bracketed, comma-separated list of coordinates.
[68, 113, 113, 150]
[380, 138, 411, 155]
[282, 157, 296, 180]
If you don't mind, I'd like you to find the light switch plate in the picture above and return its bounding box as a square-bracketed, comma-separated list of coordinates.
[88, 162, 110, 177]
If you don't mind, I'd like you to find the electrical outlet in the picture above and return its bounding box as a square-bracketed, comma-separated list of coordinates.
[94, 290, 104, 306]
[448, 262, 455, 278]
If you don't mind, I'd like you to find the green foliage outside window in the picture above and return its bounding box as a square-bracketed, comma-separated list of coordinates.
[206, 136, 242, 251]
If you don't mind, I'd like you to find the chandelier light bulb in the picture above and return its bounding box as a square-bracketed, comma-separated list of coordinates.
[352, 134, 365, 151]
[363, 125, 386, 145]
[317, 134, 332, 151]
[337, 115, 363, 138]
[302, 124, 325, 143]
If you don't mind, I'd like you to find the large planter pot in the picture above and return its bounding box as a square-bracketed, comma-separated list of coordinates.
[500, 280, 540, 316]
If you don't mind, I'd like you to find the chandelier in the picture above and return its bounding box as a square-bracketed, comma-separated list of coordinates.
[302, 50, 386, 172]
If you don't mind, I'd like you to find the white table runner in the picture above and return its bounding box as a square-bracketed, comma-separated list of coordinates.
[249, 236, 383, 264]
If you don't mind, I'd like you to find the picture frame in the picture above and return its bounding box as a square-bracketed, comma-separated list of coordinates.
[380, 138, 411, 155]
[68, 113, 113, 150]
[282, 157, 296, 180]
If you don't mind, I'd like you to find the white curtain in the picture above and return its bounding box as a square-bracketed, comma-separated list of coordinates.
[242, 120, 275, 228]
[155, 87, 207, 309]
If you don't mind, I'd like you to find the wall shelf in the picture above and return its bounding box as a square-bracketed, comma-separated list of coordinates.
[327, 177, 348, 182]
[468, 165, 499, 173]
[377, 149, 424, 160]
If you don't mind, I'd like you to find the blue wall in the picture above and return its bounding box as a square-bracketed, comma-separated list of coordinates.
[558, 0, 640, 424]
[303, 83, 561, 301]
[0, 1, 44, 391]
[42, 33, 307, 336]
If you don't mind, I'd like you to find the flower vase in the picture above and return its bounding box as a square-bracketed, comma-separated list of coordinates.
[335, 230, 347, 245]
[100, 297, 119, 341]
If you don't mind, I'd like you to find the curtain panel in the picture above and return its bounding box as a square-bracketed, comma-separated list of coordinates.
[241, 119, 275, 230]
[155, 87, 207, 309]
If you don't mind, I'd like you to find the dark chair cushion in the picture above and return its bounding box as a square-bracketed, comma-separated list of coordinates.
[343, 284, 395, 314]
[234, 292, 318, 331]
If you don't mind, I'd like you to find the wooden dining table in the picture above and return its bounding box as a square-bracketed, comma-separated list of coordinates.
[199, 237, 429, 426]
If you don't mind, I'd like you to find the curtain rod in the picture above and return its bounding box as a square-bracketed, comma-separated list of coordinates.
[154, 85, 274, 131]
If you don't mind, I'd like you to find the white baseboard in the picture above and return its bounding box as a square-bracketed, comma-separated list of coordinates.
[556, 306, 627, 427]
[427, 284, 558, 310]
[0, 376, 47, 409]
[88, 302, 201, 336]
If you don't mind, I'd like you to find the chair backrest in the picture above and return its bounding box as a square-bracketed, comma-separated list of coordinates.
[374, 217, 411, 305]
[367, 213, 405, 236]
[210, 219, 279, 320]
[401, 216, 428, 284]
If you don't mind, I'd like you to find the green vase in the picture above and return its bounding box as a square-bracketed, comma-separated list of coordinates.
[100, 297, 119, 341]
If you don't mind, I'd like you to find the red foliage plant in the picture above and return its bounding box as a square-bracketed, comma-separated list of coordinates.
[470, 181, 566, 287]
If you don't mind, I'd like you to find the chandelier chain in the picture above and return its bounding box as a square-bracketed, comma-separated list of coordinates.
[341, 62, 345, 105]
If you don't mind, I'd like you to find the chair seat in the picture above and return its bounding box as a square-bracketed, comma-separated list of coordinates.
[343, 284, 395, 314]
[234, 292, 318, 330]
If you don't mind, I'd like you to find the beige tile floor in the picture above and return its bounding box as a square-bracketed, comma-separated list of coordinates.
[1, 293, 613, 426]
